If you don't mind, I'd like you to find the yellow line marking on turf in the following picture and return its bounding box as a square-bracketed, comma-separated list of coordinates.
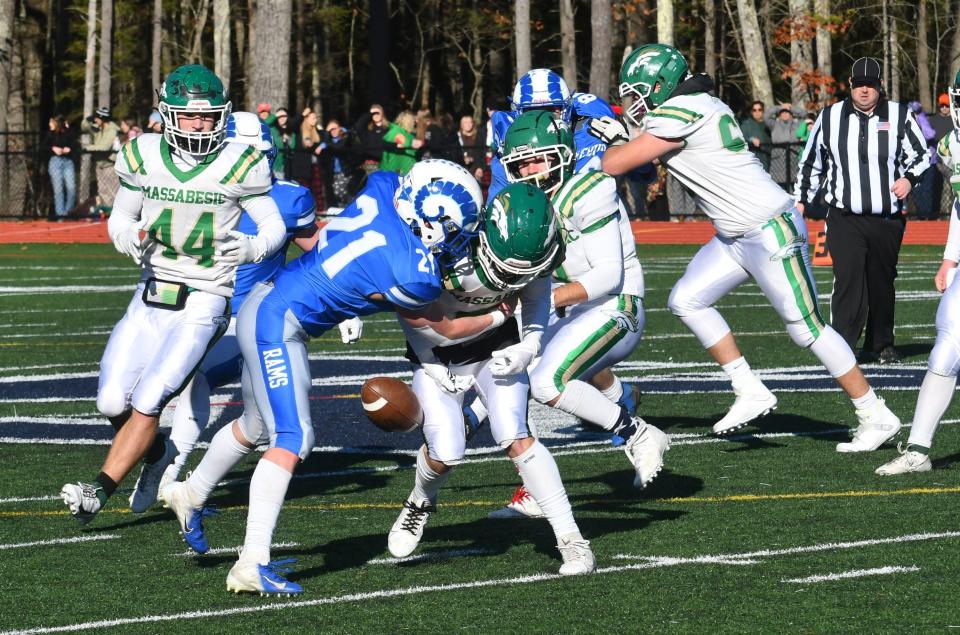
[6, 487, 960, 519]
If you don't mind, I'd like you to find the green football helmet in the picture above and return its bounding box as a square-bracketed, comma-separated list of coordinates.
[476, 182, 563, 292]
[618, 44, 691, 127]
[157, 64, 231, 156]
[950, 70, 960, 130]
[501, 111, 575, 197]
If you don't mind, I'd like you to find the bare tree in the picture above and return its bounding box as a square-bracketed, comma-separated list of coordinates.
[188, 0, 211, 65]
[98, 0, 112, 109]
[151, 0, 162, 97]
[813, 0, 831, 78]
[80, 0, 98, 201]
[515, 0, 531, 78]
[952, 0, 960, 74]
[703, 0, 717, 79]
[789, 0, 812, 105]
[917, 0, 931, 111]
[213, 0, 230, 87]
[657, 0, 674, 45]
[735, 0, 774, 104]
[560, 0, 576, 90]
[589, 0, 611, 98]
[248, 0, 292, 110]
[0, 0, 12, 211]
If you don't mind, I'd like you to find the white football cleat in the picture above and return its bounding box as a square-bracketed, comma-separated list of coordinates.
[875, 444, 932, 475]
[624, 419, 670, 488]
[155, 463, 180, 508]
[226, 556, 303, 596]
[488, 485, 544, 519]
[387, 499, 435, 558]
[60, 482, 103, 525]
[713, 380, 777, 435]
[558, 537, 596, 576]
[836, 398, 901, 453]
[129, 436, 178, 513]
[164, 480, 209, 554]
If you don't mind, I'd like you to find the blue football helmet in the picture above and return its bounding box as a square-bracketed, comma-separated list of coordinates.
[225, 111, 277, 170]
[511, 69, 573, 122]
[394, 159, 482, 263]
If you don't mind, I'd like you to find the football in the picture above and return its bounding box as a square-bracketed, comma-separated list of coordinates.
[361, 377, 423, 433]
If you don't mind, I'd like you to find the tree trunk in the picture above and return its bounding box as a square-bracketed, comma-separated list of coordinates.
[151, 0, 162, 97]
[515, 0, 531, 78]
[0, 0, 13, 211]
[952, 0, 960, 74]
[560, 0, 576, 90]
[657, 0, 674, 46]
[735, 0, 773, 104]
[97, 0, 112, 110]
[81, 0, 97, 202]
[293, 0, 305, 110]
[367, 0, 389, 107]
[888, 3, 900, 102]
[213, 0, 230, 88]
[248, 0, 292, 110]
[189, 0, 211, 65]
[917, 0, 931, 111]
[588, 0, 611, 98]
[789, 0, 812, 105]
[813, 0, 831, 78]
[703, 0, 717, 79]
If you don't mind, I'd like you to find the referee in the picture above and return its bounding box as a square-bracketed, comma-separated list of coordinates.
[795, 57, 930, 364]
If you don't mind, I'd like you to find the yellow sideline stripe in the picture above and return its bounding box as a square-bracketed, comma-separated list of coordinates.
[6, 487, 960, 519]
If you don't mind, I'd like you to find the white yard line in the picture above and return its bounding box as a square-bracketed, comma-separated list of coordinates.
[782, 565, 920, 584]
[0, 285, 134, 295]
[3, 531, 955, 634]
[173, 542, 299, 557]
[366, 547, 497, 565]
[0, 534, 119, 551]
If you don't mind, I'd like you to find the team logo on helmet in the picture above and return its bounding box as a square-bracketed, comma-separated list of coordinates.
[413, 180, 478, 224]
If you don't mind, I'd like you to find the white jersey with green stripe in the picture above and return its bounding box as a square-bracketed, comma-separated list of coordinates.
[938, 130, 960, 176]
[114, 133, 272, 296]
[437, 255, 515, 319]
[642, 93, 794, 238]
[550, 170, 644, 297]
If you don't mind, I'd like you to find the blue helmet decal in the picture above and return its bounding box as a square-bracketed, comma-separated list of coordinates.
[413, 180, 478, 223]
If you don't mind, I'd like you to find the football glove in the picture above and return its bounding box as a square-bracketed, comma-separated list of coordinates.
[337, 317, 363, 344]
[112, 224, 144, 265]
[587, 116, 630, 147]
[490, 340, 539, 376]
[422, 362, 475, 394]
[217, 230, 266, 266]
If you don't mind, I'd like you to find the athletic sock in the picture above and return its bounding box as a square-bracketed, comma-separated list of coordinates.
[243, 458, 292, 565]
[721, 357, 753, 383]
[187, 421, 252, 504]
[610, 407, 640, 441]
[599, 375, 624, 403]
[851, 387, 878, 412]
[553, 379, 622, 430]
[94, 472, 117, 505]
[512, 440, 579, 539]
[907, 371, 957, 449]
[410, 445, 451, 505]
[907, 444, 930, 455]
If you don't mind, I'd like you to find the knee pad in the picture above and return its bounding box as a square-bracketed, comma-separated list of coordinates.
[667, 281, 702, 317]
[928, 335, 960, 377]
[528, 364, 561, 405]
[236, 415, 268, 447]
[786, 319, 818, 348]
[96, 387, 129, 418]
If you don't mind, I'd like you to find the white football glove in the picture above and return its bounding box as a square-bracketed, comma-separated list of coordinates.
[337, 317, 363, 344]
[422, 362, 475, 394]
[489, 340, 539, 376]
[112, 224, 144, 265]
[217, 230, 266, 266]
[587, 116, 630, 147]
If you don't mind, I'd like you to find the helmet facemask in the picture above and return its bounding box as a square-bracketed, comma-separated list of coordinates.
[159, 101, 232, 156]
[950, 84, 960, 131]
[502, 144, 573, 198]
[619, 81, 654, 128]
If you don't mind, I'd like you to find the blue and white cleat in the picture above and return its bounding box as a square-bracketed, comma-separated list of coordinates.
[226, 558, 303, 596]
[163, 480, 209, 554]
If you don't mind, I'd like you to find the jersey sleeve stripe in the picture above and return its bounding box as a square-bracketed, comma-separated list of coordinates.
[581, 211, 619, 233]
[118, 177, 139, 191]
[385, 285, 429, 309]
[220, 146, 262, 185]
[555, 172, 605, 218]
[121, 140, 145, 175]
[654, 105, 703, 121]
[649, 110, 698, 123]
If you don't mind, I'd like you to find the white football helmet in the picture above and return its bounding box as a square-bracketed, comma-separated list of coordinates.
[394, 159, 482, 263]
[511, 69, 573, 121]
[225, 111, 278, 169]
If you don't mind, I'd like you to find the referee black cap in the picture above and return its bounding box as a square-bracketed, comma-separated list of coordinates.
[851, 57, 882, 88]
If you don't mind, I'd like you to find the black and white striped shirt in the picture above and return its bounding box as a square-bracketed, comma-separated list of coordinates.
[794, 98, 930, 215]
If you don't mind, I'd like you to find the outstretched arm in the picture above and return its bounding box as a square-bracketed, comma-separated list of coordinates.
[601, 132, 683, 176]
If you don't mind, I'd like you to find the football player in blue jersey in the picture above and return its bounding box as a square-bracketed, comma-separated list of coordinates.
[126, 112, 320, 513]
[163, 159, 486, 596]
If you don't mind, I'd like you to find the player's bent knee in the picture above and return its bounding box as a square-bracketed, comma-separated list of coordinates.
[928, 338, 960, 377]
[235, 416, 267, 447]
[528, 368, 561, 405]
[96, 388, 129, 419]
[666, 284, 697, 317]
[786, 320, 817, 348]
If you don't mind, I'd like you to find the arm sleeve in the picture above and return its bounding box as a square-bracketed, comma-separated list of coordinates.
[794, 111, 827, 204]
[945, 204, 960, 262]
[574, 215, 627, 300]
[517, 275, 551, 351]
[107, 187, 144, 244]
[901, 111, 932, 185]
[242, 194, 286, 260]
[937, 133, 956, 170]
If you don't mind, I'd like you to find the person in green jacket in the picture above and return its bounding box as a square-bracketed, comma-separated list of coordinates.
[380, 110, 422, 175]
[739, 100, 771, 171]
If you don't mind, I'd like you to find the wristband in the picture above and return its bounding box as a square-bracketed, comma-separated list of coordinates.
[488, 310, 506, 328]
